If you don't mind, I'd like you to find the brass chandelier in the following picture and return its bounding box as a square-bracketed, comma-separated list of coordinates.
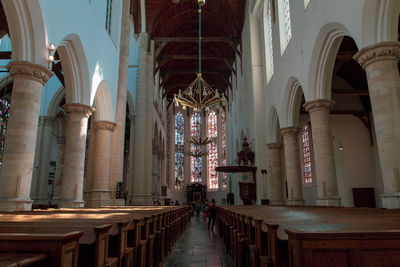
[184, 136, 215, 158]
[173, 0, 224, 112]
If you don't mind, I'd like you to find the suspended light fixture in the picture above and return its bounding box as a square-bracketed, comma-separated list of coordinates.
[173, 0, 224, 111]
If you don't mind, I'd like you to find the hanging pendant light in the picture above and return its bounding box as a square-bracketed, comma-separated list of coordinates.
[173, 0, 223, 111]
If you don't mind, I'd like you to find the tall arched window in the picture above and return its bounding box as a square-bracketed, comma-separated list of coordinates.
[221, 111, 227, 189]
[0, 98, 10, 166]
[191, 112, 202, 183]
[208, 110, 218, 189]
[264, 0, 274, 83]
[174, 112, 185, 190]
[301, 123, 312, 184]
[278, 0, 292, 53]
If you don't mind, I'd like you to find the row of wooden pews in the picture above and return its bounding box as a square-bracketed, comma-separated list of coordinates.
[0, 206, 190, 267]
[216, 205, 400, 267]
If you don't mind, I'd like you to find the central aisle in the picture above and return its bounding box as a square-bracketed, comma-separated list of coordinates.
[163, 215, 233, 267]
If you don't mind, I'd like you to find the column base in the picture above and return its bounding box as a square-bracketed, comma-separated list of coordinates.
[286, 199, 305, 205]
[128, 194, 153, 205]
[107, 199, 125, 206]
[270, 200, 285, 205]
[31, 197, 51, 206]
[0, 198, 32, 211]
[381, 193, 400, 209]
[59, 200, 85, 208]
[316, 197, 341, 206]
[84, 191, 111, 208]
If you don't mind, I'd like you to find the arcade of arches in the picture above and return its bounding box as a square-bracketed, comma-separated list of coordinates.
[0, 0, 398, 212]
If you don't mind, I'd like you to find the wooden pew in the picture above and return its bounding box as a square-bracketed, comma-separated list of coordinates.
[0, 253, 47, 267]
[218, 206, 400, 267]
[0, 206, 190, 267]
[286, 230, 400, 267]
[0, 231, 83, 267]
[0, 223, 117, 267]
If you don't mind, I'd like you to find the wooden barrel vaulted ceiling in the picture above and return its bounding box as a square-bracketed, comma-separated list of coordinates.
[133, 0, 245, 102]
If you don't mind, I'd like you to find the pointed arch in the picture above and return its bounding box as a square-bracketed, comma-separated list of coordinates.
[266, 106, 281, 143]
[127, 91, 135, 116]
[282, 77, 304, 127]
[2, 0, 47, 65]
[93, 80, 114, 121]
[362, 0, 400, 46]
[308, 23, 351, 100]
[47, 86, 65, 117]
[57, 34, 91, 105]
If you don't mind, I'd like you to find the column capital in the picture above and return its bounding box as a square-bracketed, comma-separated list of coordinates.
[354, 42, 400, 69]
[303, 99, 334, 114]
[63, 103, 95, 118]
[128, 114, 136, 122]
[7, 61, 53, 85]
[94, 120, 116, 131]
[279, 127, 301, 136]
[39, 116, 55, 127]
[267, 143, 282, 149]
[56, 138, 65, 145]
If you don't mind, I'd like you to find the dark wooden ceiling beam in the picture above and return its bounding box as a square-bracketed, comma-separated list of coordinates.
[301, 110, 368, 115]
[332, 89, 369, 96]
[163, 83, 227, 89]
[153, 36, 240, 43]
[0, 51, 11, 60]
[158, 54, 233, 60]
[164, 69, 230, 76]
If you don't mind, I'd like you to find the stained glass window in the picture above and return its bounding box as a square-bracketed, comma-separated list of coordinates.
[221, 111, 227, 189]
[174, 112, 185, 190]
[0, 98, 10, 166]
[301, 123, 312, 184]
[265, 0, 274, 82]
[278, 0, 292, 53]
[105, 0, 112, 35]
[283, 0, 292, 43]
[208, 110, 218, 190]
[191, 113, 202, 183]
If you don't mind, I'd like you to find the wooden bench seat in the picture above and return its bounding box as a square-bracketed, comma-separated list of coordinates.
[0, 206, 190, 267]
[217, 206, 400, 267]
[0, 232, 82, 267]
[0, 253, 47, 267]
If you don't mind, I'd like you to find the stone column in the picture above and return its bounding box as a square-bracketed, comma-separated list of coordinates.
[52, 138, 65, 204]
[108, 0, 131, 201]
[304, 99, 340, 206]
[127, 115, 135, 192]
[267, 143, 284, 205]
[83, 119, 96, 203]
[280, 127, 304, 205]
[0, 61, 52, 211]
[152, 145, 159, 198]
[129, 32, 154, 205]
[60, 103, 94, 208]
[86, 120, 115, 207]
[354, 42, 400, 208]
[33, 116, 55, 205]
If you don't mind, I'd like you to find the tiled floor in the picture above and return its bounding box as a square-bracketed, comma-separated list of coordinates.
[162, 215, 233, 267]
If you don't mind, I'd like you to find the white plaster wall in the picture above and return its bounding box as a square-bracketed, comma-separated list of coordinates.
[331, 115, 379, 207]
[227, 0, 400, 206]
[38, 0, 123, 118]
